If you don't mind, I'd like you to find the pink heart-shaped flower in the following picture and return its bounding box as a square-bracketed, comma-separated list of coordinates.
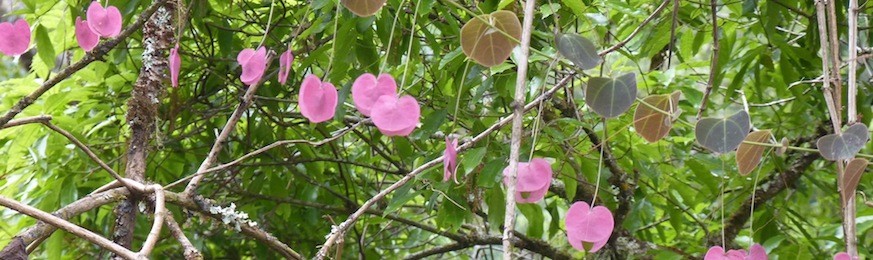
[352, 73, 397, 116]
[747, 243, 767, 260]
[371, 95, 420, 136]
[75, 17, 98, 52]
[502, 158, 552, 203]
[704, 246, 746, 260]
[443, 137, 459, 183]
[169, 44, 181, 88]
[0, 19, 31, 56]
[298, 74, 338, 123]
[237, 47, 268, 86]
[278, 49, 294, 85]
[565, 201, 614, 253]
[834, 252, 853, 260]
[86, 1, 122, 37]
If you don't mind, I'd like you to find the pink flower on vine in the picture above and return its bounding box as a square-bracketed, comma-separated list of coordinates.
[502, 158, 552, 203]
[0, 19, 31, 56]
[278, 49, 293, 85]
[75, 17, 98, 51]
[370, 95, 420, 137]
[298, 74, 338, 123]
[834, 252, 854, 260]
[237, 47, 267, 86]
[351, 73, 397, 116]
[443, 137, 459, 183]
[704, 244, 767, 260]
[565, 201, 614, 253]
[86, 1, 122, 38]
[169, 44, 181, 88]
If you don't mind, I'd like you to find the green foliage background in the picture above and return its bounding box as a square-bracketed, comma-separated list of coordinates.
[1, 0, 872, 258]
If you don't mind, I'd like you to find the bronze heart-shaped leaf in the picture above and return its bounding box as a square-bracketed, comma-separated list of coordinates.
[341, 0, 388, 17]
[694, 110, 751, 154]
[633, 91, 680, 142]
[816, 123, 869, 161]
[460, 10, 521, 67]
[841, 158, 868, 206]
[736, 130, 773, 175]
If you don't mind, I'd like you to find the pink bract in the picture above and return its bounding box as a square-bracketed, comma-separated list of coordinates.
[351, 73, 397, 116]
[86, 1, 122, 37]
[565, 201, 614, 252]
[298, 74, 338, 123]
[237, 47, 268, 86]
[278, 49, 293, 85]
[370, 95, 420, 137]
[169, 44, 181, 88]
[443, 137, 459, 183]
[75, 17, 99, 52]
[747, 244, 767, 260]
[502, 158, 552, 203]
[0, 19, 31, 56]
[704, 244, 768, 260]
[834, 252, 853, 260]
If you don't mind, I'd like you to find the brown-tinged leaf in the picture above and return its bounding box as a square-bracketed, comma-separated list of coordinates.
[341, 0, 388, 17]
[736, 130, 773, 175]
[842, 158, 869, 206]
[633, 91, 680, 142]
[460, 10, 522, 67]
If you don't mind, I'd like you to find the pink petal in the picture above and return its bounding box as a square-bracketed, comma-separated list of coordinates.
[278, 49, 293, 84]
[0, 19, 31, 56]
[565, 201, 614, 246]
[704, 246, 727, 260]
[86, 1, 122, 37]
[443, 137, 459, 183]
[371, 95, 420, 136]
[238, 47, 267, 86]
[568, 234, 608, 253]
[746, 243, 767, 260]
[834, 252, 853, 260]
[514, 184, 549, 203]
[503, 158, 552, 192]
[298, 74, 338, 123]
[75, 17, 99, 52]
[169, 44, 181, 88]
[352, 73, 398, 116]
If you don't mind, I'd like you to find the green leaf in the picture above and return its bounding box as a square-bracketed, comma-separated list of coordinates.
[556, 33, 601, 70]
[560, 0, 586, 18]
[35, 25, 56, 72]
[694, 110, 751, 154]
[585, 72, 637, 118]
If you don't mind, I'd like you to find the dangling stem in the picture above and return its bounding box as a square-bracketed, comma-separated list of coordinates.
[591, 119, 606, 206]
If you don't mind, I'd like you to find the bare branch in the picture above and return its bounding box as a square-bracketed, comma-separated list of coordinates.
[164, 213, 203, 260]
[0, 115, 51, 129]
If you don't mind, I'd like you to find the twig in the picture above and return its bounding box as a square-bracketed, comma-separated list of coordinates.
[697, 0, 720, 119]
[849, 0, 860, 124]
[0, 0, 168, 127]
[164, 213, 203, 260]
[814, 0, 841, 132]
[0, 115, 51, 129]
[404, 243, 469, 259]
[138, 185, 166, 257]
[0, 196, 140, 259]
[598, 0, 670, 56]
[503, 0, 537, 257]
[313, 73, 576, 260]
[183, 55, 275, 196]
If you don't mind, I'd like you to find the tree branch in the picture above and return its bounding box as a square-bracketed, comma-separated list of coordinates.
[164, 213, 203, 259]
[697, 0, 720, 119]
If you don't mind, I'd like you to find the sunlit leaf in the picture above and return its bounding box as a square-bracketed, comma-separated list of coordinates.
[841, 158, 868, 206]
[736, 130, 773, 175]
[460, 10, 521, 67]
[816, 123, 870, 161]
[586, 73, 637, 118]
[695, 110, 751, 154]
[341, 0, 388, 17]
[633, 91, 680, 142]
[556, 33, 601, 70]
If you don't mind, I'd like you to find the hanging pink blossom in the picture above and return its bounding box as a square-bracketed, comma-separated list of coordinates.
[169, 44, 181, 88]
[86, 1, 122, 38]
[370, 95, 420, 136]
[237, 47, 268, 86]
[565, 201, 614, 253]
[746, 244, 767, 260]
[75, 17, 98, 52]
[298, 74, 338, 123]
[352, 73, 397, 116]
[704, 246, 746, 260]
[0, 19, 31, 56]
[278, 49, 294, 84]
[834, 252, 853, 260]
[502, 158, 552, 203]
[443, 137, 459, 183]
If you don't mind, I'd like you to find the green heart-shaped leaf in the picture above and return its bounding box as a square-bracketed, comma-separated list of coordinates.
[841, 158, 868, 206]
[341, 0, 388, 17]
[556, 33, 601, 70]
[586, 73, 637, 118]
[816, 123, 870, 161]
[736, 130, 772, 175]
[633, 91, 680, 142]
[460, 10, 522, 67]
[695, 110, 751, 154]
